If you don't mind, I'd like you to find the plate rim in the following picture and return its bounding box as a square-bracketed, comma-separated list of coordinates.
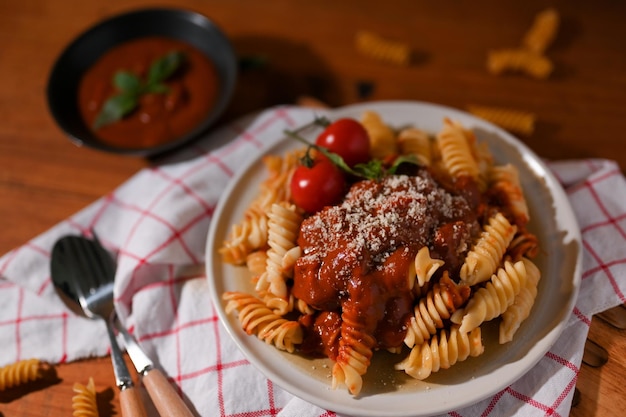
[205, 100, 582, 416]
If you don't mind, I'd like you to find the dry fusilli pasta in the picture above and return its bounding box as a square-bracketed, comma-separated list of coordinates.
[522, 8, 560, 54]
[467, 104, 536, 136]
[355, 30, 411, 66]
[0, 358, 45, 391]
[72, 377, 99, 417]
[487, 48, 553, 79]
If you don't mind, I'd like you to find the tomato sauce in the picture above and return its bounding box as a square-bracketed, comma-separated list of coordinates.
[293, 171, 481, 358]
[78, 36, 219, 149]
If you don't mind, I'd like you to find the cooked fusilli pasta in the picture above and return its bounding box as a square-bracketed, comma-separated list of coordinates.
[397, 127, 432, 166]
[488, 164, 530, 227]
[223, 292, 303, 352]
[454, 260, 528, 333]
[508, 230, 540, 260]
[360, 110, 397, 159]
[404, 272, 471, 348]
[255, 202, 303, 301]
[220, 152, 301, 265]
[332, 308, 375, 395]
[412, 246, 445, 288]
[499, 257, 541, 343]
[395, 326, 484, 380]
[246, 250, 269, 276]
[220, 112, 542, 395]
[460, 212, 518, 285]
[436, 118, 480, 181]
[219, 205, 269, 265]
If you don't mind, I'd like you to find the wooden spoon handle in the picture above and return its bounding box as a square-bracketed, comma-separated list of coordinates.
[143, 368, 195, 417]
[119, 386, 149, 417]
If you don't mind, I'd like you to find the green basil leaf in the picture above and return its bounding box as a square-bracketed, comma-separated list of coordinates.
[93, 92, 138, 129]
[144, 82, 170, 94]
[147, 51, 185, 85]
[353, 159, 385, 180]
[318, 148, 358, 175]
[113, 71, 141, 94]
[386, 154, 420, 175]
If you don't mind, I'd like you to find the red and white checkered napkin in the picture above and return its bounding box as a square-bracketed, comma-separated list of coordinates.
[1, 106, 625, 417]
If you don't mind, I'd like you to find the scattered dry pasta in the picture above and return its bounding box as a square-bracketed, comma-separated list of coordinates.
[0, 358, 46, 391]
[355, 30, 411, 66]
[72, 377, 99, 417]
[486, 8, 560, 79]
[220, 111, 541, 395]
[467, 104, 536, 136]
[487, 48, 553, 79]
[522, 8, 560, 54]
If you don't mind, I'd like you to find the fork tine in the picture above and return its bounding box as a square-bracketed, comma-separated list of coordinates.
[69, 235, 116, 317]
[56, 237, 93, 314]
[88, 231, 116, 285]
[69, 236, 99, 292]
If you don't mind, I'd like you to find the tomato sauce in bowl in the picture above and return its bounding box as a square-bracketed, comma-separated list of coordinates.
[78, 36, 219, 150]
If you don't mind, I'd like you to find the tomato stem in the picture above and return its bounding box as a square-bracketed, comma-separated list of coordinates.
[284, 119, 420, 181]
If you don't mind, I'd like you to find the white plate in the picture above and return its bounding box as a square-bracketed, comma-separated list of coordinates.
[205, 101, 582, 417]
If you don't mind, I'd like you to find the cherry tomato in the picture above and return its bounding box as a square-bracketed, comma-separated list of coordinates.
[315, 118, 371, 167]
[290, 154, 346, 213]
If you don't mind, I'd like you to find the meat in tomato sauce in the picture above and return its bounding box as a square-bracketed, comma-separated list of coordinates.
[293, 170, 482, 358]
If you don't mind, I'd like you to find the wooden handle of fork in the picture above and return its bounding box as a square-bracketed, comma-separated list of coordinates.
[119, 386, 149, 417]
[143, 368, 195, 417]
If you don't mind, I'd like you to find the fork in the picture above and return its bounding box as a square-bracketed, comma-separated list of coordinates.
[51, 234, 148, 417]
[52, 232, 195, 417]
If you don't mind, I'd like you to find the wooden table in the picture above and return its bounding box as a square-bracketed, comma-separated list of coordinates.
[1, 0, 625, 416]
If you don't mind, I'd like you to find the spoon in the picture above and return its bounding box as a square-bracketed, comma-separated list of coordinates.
[51, 232, 195, 417]
[51, 233, 147, 417]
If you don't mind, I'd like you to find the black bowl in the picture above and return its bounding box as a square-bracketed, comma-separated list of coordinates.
[47, 7, 238, 157]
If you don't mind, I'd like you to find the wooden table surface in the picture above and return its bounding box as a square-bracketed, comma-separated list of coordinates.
[1, 0, 625, 416]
